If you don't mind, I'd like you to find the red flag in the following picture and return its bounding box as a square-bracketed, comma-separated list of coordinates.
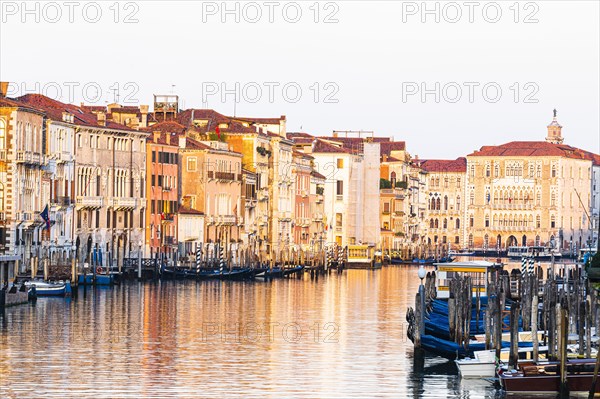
[215, 126, 220, 140]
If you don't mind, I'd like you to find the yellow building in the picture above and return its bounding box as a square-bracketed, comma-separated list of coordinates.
[419, 158, 466, 256]
[465, 113, 595, 253]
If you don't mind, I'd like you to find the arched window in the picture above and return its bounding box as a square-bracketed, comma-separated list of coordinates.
[443, 218, 448, 229]
[455, 218, 460, 229]
[436, 198, 441, 210]
[443, 196, 448, 210]
[430, 219, 434, 228]
[484, 234, 489, 249]
[468, 234, 474, 248]
[434, 219, 439, 228]
[456, 196, 461, 211]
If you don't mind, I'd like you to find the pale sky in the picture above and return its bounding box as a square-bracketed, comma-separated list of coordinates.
[1, 0, 598, 158]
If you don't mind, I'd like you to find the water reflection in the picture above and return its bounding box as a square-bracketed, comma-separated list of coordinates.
[0, 265, 508, 398]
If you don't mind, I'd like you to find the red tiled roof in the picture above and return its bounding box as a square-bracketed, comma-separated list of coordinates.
[16, 94, 136, 131]
[292, 150, 314, 159]
[178, 205, 204, 215]
[468, 141, 597, 162]
[311, 170, 326, 180]
[287, 132, 314, 139]
[312, 139, 351, 154]
[184, 137, 211, 151]
[379, 141, 406, 155]
[419, 157, 467, 173]
[177, 109, 273, 135]
[233, 115, 285, 125]
[80, 105, 107, 113]
[0, 96, 41, 113]
[142, 121, 186, 135]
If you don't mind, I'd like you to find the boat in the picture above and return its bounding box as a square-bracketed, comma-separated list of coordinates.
[78, 273, 115, 285]
[434, 260, 502, 299]
[346, 244, 381, 269]
[24, 280, 71, 296]
[198, 268, 256, 280]
[499, 358, 600, 395]
[455, 349, 497, 378]
[456, 346, 551, 378]
[507, 245, 561, 260]
[448, 249, 475, 257]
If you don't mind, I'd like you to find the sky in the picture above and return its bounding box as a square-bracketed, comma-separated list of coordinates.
[1, 0, 598, 159]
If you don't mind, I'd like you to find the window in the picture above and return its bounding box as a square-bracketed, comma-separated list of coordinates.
[107, 210, 111, 228]
[336, 180, 343, 196]
[536, 215, 541, 228]
[456, 196, 461, 211]
[455, 236, 460, 244]
[443, 218, 447, 229]
[443, 196, 448, 210]
[337, 158, 344, 169]
[95, 210, 100, 228]
[455, 218, 460, 229]
[383, 202, 390, 213]
[0, 119, 5, 150]
[551, 215, 556, 228]
[336, 213, 342, 227]
[187, 157, 197, 171]
[485, 215, 489, 227]
[470, 216, 474, 227]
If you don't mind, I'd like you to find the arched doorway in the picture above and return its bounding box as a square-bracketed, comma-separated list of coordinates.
[522, 235, 527, 246]
[507, 235, 517, 248]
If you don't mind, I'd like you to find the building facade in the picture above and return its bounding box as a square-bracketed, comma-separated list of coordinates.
[465, 114, 594, 253]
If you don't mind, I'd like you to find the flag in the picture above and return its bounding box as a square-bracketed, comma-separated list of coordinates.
[215, 126, 221, 140]
[39, 205, 51, 230]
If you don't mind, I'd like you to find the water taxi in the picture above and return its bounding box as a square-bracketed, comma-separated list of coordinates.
[346, 244, 381, 269]
[507, 245, 561, 260]
[434, 260, 502, 299]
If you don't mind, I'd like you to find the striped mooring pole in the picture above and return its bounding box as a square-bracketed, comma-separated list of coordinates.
[219, 244, 225, 274]
[528, 256, 535, 275]
[195, 245, 202, 273]
[521, 256, 527, 275]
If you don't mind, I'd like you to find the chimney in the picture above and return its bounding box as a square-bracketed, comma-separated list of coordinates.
[179, 136, 187, 149]
[280, 115, 286, 137]
[153, 131, 160, 143]
[166, 132, 171, 145]
[97, 112, 106, 126]
[0, 82, 8, 98]
[140, 105, 149, 128]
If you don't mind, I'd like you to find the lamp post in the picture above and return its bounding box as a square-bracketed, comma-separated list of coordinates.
[418, 265, 426, 336]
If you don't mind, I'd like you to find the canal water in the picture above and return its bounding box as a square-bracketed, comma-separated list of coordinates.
[1, 264, 522, 398]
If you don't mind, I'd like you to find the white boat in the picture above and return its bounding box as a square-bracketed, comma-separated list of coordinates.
[448, 249, 475, 256]
[24, 280, 70, 296]
[455, 350, 496, 378]
[507, 246, 561, 260]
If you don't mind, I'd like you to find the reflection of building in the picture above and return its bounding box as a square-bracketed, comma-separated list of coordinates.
[419, 158, 466, 256]
[143, 124, 182, 261]
[0, 92, 48, 278]
[465, 112, 595, 253]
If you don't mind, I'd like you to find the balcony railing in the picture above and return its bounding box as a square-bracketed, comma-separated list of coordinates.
[161, 213, 175, 222]
[76, 196, 103, 209]
[164, 236, 175, 245]
[52, 196, 73, 207]
[218, 215, 236, 225]
[215, 171, 235, 181]
[112, 197, 137, 210]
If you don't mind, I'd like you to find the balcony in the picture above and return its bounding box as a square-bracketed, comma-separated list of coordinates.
[215, 171, 235, 181]
[312, 213, 323, 222]
[112, 197, 137, 210]
[217, 215, 236, 225]
[162, 186, 172, 192]
[296, 218, 310, 227]
[278, 211, 292, 222]
[59, 151, 72, 162]
[206, 216, 216, 225]
[52, 196, 73, 207]
[245, 199, 257, 208]
[76, 196, 103, 209]
[161, 213, 175, 222]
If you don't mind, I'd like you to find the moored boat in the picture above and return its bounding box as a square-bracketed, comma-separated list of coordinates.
[24, 280, 71, 296]
[499, 358, 600, 395]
